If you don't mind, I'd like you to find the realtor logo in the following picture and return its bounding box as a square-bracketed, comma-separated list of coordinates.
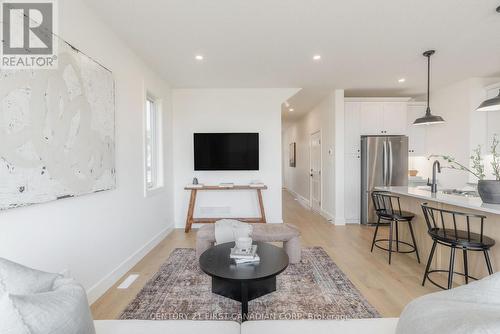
[1, 0, 58, 69]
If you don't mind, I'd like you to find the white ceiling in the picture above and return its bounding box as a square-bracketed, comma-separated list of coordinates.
[83, 0, 500, 96]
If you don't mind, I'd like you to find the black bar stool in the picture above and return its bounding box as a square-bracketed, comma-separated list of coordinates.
[370, 192, 420, 265]
[421, 203, 495, 290]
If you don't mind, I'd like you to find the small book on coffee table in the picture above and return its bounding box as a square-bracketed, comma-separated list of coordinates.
[234, 255, 260, 265]
[230, 245, 258, 259]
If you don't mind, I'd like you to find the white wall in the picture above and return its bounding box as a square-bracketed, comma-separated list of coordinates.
[409, 77, 499, 188]
[0, 0, 174, 303]
[282, 91, 340, 221]
[173, 89, 298, 228]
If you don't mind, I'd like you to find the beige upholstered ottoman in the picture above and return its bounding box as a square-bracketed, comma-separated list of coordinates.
[196, 223, 301, 264]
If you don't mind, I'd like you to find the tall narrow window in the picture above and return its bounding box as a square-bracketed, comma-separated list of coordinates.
[145, 95, 162, 192]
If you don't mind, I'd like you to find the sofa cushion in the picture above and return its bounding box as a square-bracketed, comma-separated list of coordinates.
[0, 258, 95, 334]
[0, 258, 60, 295]
[94, 320, 240, 334]
[241, 318, 398, 334]
[396, 272, 500, 334]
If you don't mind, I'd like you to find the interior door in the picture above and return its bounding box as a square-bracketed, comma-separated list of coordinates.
[310, 131, 321, 212]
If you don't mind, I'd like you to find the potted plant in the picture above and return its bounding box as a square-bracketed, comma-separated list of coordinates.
[430, 135, 500, 204]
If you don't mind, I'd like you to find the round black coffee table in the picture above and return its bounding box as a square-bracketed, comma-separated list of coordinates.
[199, 241, 289, 321]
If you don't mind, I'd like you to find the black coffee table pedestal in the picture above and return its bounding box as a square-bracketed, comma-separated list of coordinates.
[212, 276, 276, 321]
[199, 242, 289, 322]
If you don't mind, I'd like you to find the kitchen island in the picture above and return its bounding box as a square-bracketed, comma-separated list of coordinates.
[375, 186, 499, 283]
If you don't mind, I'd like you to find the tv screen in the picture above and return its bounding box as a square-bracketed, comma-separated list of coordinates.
[194, 133, 259, 171]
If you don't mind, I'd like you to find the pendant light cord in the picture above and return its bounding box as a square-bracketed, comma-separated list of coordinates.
[423, 50, 435, 116]
[427, 53, 431, 114]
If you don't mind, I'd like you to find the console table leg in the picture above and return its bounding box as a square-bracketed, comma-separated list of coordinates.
[185, 190, 197, 233]
[257, 189, 266, 223]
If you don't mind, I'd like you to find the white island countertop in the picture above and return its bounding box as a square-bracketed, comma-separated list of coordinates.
[375, 186, 500, 215]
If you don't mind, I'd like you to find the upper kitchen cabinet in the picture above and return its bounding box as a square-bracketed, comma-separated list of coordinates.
[359, 102, 384, 135]
[382, 102, 408, 135]
[345, 98, 409, 136]
[359, 101, 407, 135]
[345, 98, 410, 156]
[407, 103, 427, 156]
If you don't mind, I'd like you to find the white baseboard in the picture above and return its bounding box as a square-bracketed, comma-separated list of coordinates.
[86, 225, 174, 304]
[284, 188, 311, 209]
[320, 209, 334, 221]
[333, 217, 346, 226]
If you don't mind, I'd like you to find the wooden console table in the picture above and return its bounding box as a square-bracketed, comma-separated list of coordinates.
[184, 185, 268, 233]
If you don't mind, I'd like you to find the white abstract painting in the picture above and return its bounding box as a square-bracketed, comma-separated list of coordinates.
[0, 40, 115, 210]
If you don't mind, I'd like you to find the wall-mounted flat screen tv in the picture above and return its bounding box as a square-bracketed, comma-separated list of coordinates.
[194, 133, 259, 171]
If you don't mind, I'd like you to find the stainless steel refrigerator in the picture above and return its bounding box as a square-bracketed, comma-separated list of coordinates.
[361, 135, 408, 224]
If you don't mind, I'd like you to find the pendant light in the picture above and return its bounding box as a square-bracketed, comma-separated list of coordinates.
[477, 89, 500, 112]
[475, 7, 500, 111]
[413, 50, 445, 125]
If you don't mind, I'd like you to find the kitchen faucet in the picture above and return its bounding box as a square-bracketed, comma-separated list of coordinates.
[427, 160, 441, 193]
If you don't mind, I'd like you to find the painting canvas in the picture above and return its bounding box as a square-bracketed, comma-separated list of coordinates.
[289, 142, 296, 167]
[0, 39, 115, 210]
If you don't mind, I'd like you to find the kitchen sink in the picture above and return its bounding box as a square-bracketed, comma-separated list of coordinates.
[440, 189, 479, 198]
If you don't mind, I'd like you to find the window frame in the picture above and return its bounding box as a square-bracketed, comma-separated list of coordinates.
[143, 92, 164, 197]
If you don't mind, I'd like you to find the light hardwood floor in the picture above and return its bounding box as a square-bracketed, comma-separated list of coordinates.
[91, 190, 439, 319]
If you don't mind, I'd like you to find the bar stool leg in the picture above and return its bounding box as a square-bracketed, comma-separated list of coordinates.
[388, 220, 394, 265]
[408, 221, 420, 263]
[371, 217, 381, 253]
[422, 240, 437, 286]
[484, 250, 494, 275]
[448, 247, 456, 290]
[395, 221, 399, 252]
[463, 249, 469, 284]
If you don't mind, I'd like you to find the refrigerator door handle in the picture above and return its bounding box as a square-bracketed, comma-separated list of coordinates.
[382, 140, 387, 186]
[388, 140, 393, 186]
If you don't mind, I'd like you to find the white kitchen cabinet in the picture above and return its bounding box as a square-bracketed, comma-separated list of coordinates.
[382, 102, 408, 135]
[359, 102, 384, 135]
[358, 102, 407, 136]
[344, 153, 361, 223]
[407, 103, 427, 156]
[344, 102, 361, 155]
[345, 100, 409, 156]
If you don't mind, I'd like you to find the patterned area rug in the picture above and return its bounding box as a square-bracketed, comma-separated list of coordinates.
[120, 247, 380, 322]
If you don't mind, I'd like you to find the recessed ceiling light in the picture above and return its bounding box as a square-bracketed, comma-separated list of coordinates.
[313, 55, 321, 61]
[289, 108, 295, 112]
[195, 55, 204, 61]
[398, 78, 406, 83]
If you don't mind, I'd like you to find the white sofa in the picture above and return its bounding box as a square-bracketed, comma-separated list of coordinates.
[94, 318, 399, 334]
